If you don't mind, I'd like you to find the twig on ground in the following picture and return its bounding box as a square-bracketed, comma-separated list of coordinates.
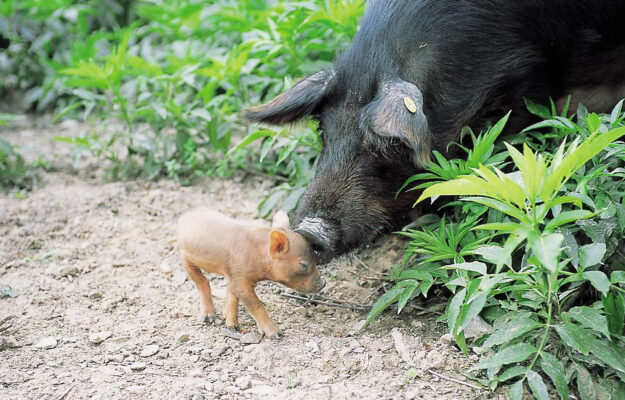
[353, 256, 389, 277]
[56, 385, 76, 400]
[345, 267, 384, 281]
[280, 293, 371, 311]
[426, 369, 482, 390]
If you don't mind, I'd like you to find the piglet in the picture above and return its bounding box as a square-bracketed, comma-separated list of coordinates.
[177, 208, 325, 338]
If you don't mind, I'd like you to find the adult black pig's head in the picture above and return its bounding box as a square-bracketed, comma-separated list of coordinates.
[244, 28, 437, 264]
[244, 64, 431, 264]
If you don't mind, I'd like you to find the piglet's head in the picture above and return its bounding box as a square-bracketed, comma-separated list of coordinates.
[267, 211, 325, 293]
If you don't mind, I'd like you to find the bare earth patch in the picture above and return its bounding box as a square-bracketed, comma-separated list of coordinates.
[0, 118, 503, 399]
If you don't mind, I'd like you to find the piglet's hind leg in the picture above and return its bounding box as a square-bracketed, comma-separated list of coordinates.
[182, 257, 215, 324]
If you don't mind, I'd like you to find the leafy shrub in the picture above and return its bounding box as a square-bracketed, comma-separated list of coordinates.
[365, 101, 625, 398]
[0, 0, 133, 111]
[54, 0, 363, 192]
[0, 114, 48, 192]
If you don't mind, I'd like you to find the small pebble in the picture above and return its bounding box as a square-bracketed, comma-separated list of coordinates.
[0, 335, 20, 349]
[211, 344, 229, 358]
[141, 344, 159, 357]
[439, 333, 454, 345]
[190, 368, 204, 378]
[177, 332, 190, 343]
[34, 337, 57, 350]
[235, 375, 251, 390]
[126, 386, 145, 394]
[222, 328, 242, 340]
[107, 354, 124, 363]
[293, 306, 310, 317]
[58, 266, 80, 277]
[130, 362, 147, 371]
[410, 320, 424, 331]
[240, 332, 262, 344]
[89, 331, 112, 344]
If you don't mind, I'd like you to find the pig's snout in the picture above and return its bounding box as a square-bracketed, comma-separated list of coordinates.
[295, 217, 335, 265]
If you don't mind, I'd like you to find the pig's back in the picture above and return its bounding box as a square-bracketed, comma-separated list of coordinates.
[177, 209, 244, 274]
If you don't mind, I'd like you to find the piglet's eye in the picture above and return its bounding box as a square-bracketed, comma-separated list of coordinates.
[299, 262, 308, 270]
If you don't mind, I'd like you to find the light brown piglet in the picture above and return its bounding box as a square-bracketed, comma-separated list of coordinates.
[178, 208, 325, 338]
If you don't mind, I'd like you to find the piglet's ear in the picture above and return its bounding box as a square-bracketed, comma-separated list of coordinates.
[271, 210, 290, 230]
[363, 80, 431, 167]
[244, 70, 334, 125]
[269, 229, 290, 259]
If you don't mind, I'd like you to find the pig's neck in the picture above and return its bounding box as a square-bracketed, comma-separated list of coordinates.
[245, 227, 274, 283]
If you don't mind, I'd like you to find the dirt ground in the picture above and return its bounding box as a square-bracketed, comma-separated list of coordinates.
[0, 117, 505, 400]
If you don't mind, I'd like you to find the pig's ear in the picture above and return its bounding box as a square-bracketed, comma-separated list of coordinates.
[244, 70, 334, 124]
[271, 210, 290, 230]
[363, 80, 431, 167]
[269, 229, 290, 259]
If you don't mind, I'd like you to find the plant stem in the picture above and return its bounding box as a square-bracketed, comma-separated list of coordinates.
[520, 270, 555, 383]
[112, 86, 132, 133]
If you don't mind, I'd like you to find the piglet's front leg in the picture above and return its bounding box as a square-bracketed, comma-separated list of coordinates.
[232, 280, 281, 339]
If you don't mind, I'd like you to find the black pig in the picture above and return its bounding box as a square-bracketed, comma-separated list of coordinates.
[245, 0, 625, 264]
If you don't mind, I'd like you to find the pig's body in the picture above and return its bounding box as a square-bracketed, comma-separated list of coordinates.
[179, 210, 270, 283]
[178, 209, 323, 338]
[246, 0, 625, 263]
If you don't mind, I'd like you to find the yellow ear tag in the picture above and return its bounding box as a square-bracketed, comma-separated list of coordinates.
[403, 96, 417, 113]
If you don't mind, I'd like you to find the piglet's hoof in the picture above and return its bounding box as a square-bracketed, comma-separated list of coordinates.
[263, 330, 283, 340]
[203, 316, 215, 325]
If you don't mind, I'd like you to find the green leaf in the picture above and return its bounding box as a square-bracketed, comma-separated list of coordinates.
[556, 324, 625, 373]
[579, 243, 606, 269]
[483, 318, 541, 348]
[227, 129, 275, 154]
[397, 285, 417, 314]
[529, 233, 563, 273]
[508, 379, 524, 400]
[545, 209, 596, 231]
[475, 245, 512, 268]
[576, 364, 597, 400]
[396, 270, 433, 281]
[555, 323, 591, 354]
[472, 343, 537, 370]
[540, 352, 569, 400]
[443, 261, 487, 275]
[497, 365, 528, 383]
[456, 292, 488, 335]
[568, 306, 611, 339]
[448, 288, 466, 336]
[583, 271, 611, 296]
[524, 98, 552, 119]
[361, 286, 405, 330]
[602, 292, 625, 336]
[527, 370, 549, 400]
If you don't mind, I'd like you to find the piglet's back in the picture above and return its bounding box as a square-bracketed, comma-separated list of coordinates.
[177, 209, 244, 270]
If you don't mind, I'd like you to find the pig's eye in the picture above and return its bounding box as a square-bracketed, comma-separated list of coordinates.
[299, 262, 308, 271]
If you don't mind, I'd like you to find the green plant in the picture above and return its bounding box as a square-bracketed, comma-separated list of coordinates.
[52, 0, 362, 197]
[0, 136, 41, 192]
[365, 103, 625, 399]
